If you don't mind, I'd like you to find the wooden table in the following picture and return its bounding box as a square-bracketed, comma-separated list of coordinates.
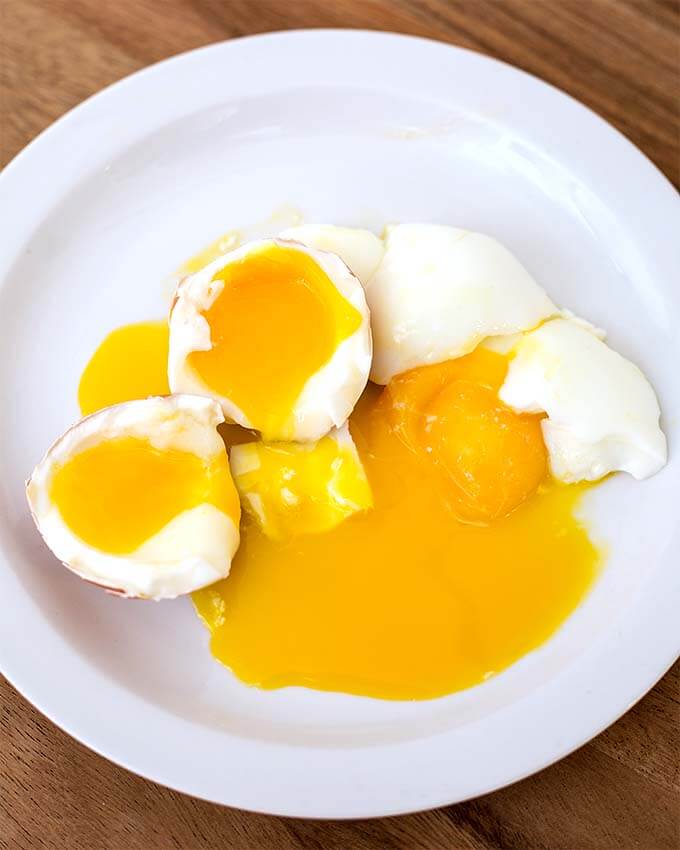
[2, 2, 678, 847]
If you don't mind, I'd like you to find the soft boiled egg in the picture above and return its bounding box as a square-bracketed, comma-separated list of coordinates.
[230, 422, 372, 540]
[365, 224, 557, 384]
[168, 238, 371, 442]
[26, 395, 240, 600]
[279, 224, 385, 285]
[499, 316, 667, 482]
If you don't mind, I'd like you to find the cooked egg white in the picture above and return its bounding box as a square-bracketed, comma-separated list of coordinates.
[499, 316, 667, 482]
[365, 224, 557, 384]
[279, 224, 385, 285]
[168, 238, 372, 442]
[26, 395, 240, 600]
[230, 422, 372, 540]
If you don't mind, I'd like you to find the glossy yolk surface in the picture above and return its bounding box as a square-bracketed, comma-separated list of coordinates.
[386, 350, 547, 522]
[194, 349, 600, 700]
[50, 437, 239, 555]
[187, 244, 362, 439]
[231, 433, 373, 540]
[78, 321, 169, 416]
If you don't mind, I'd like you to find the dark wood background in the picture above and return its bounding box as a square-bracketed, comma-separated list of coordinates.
[1, 2, 678, 848]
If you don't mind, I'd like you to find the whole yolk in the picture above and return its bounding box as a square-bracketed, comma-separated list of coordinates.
[50, 437, 239, 555]
[387, 349, 547, 522]
[78, 321, 170, 416]
[232, 433, 373, 540]
[187, 244, 362, 439]
[194, 349, 600, 701]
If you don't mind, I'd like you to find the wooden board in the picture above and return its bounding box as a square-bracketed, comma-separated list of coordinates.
[1, 2, 678, 847]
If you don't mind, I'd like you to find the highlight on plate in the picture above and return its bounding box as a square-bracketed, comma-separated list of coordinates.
[27, 220, 667, 700]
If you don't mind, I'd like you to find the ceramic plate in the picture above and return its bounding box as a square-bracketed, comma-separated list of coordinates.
[0, 30, 678, 818]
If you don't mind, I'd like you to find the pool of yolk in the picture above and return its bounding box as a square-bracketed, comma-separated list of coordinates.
[187, 244, 362, 440]
[76, 317, 600, 700]
[50, 437, 239, 555]
[194, 348, 600, 701]
[78, 321, 170, 416]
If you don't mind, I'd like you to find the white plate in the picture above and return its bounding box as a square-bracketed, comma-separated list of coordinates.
[0, 30, 678, 818]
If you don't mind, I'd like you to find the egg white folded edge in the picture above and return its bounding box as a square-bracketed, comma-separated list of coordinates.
[499, 317, 667, 482]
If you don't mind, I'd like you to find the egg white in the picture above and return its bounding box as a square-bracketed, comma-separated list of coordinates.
[26, 395, 240, 600]
[168, 238, 372, 442]
[365, 223, 558, 384]
[499, 316, 667, 482]
[230, 422, 371, 539]
[279, 224, 385, 285]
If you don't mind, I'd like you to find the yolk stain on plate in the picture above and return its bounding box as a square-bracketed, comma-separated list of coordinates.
[78, 321, 170, 416]
[179, 230, 241, 275]
[194, 348, 600, 700]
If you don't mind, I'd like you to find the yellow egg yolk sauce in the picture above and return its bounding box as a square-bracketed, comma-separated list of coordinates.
[50, 437, 239, 555]
[194, 348, 600, 701]
[187, 244, 363, 440]
[78, 321, 170, 416]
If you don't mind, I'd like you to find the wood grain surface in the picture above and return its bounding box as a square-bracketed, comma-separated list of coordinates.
[1, 1, 679, 848]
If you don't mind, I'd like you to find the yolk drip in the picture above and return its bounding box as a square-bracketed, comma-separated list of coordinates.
[387, 350, 547, 522]
[50, 437, 239, 555]
[194, 349, 600, 701]
[187, 244, 362, 439]
[231, 433, 373, 540]
[78, 321, 170, 416]
[180, 230, 241, 275]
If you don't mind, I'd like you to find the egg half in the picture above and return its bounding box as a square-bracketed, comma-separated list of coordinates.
[230, 422, 372, 540]
[365, 223, 558, 384]
[499, 316, 667, 482]
[168, 238, 372, 442]
[26, 395, 240, 599]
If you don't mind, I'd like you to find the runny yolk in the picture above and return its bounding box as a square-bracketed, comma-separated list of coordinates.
[78, 321, 170, 416]
[187, 244, 363, 439]
[386, 349, 547, 522]
[194, 349, 600, 701]
[50, 437, 239, 555]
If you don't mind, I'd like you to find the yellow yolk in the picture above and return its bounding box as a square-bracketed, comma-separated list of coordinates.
[187, 244, 362, 439]
[194, 350, 600, 701]
[50, 437, 239, 555]
[387, 349, 547, 522]
[78, 321, 169, 416]
[231, 433, 373, 540]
